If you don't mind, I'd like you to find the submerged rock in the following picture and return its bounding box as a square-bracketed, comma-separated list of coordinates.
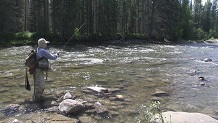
[152, 89, 169, 97]
[1, 104, 20, 116]
[187, 69, 197, 76]
[93, 102, 108, 114]
[86, 86, 109, 93]
[203, 58, 212, 62]
[198, 76, 205, 81]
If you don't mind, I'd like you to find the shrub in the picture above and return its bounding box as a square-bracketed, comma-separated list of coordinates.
[136, 101, 165, 123]
[193, 28, 205, 40]
[15, 32, 35, 40]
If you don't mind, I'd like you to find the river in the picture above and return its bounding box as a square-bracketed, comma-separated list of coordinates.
[0, 41, 218, 122]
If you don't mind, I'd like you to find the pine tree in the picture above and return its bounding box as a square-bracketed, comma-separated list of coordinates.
[180, 0, 194, 39]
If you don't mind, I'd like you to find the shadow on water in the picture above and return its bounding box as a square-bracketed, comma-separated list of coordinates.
[0, 96, 57, 118]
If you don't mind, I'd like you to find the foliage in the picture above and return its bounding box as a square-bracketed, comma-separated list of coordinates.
[193, 28, 205, 40]
[0, 0, 218, 44]
[15, 32, 35, 40]
[179, 0, 194, 40]
[209, 29, 217, 39]
[74, 28, 80, 40]
[0, 32, 35, 46]
[136, 101, 165, 123]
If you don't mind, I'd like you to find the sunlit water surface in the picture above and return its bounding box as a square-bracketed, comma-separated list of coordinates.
[1, 42, 218, 122]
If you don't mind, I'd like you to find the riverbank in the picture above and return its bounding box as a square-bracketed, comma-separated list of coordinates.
[0, 32, 209, 47]
[0, 39, 205, 48]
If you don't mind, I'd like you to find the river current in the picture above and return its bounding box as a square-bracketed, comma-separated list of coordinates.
[0, 41, 218, 122]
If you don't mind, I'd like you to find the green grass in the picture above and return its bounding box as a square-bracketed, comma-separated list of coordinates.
[15, 32, 35, 39]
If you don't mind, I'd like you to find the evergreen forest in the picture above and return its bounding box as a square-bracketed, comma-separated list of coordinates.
[0, 0, 218, 45]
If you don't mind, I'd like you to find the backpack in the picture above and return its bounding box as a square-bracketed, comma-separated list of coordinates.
[24, 50, 36, 91]
[25, 50, 37, 74]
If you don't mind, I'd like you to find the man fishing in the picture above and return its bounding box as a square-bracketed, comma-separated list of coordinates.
[33, 38, 58, 101]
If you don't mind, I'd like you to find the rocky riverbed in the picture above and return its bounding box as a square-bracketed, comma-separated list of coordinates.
[1, 85, 218, 123]
[0, 86, 134, 123]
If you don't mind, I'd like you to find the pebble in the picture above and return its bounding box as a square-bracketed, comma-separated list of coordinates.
[115, 95, 125, 101]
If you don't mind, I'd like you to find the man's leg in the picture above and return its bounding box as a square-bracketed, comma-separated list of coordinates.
[33, 68, 44, 100]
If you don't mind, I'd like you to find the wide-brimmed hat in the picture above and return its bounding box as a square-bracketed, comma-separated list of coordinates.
[38, 38, 50, 48]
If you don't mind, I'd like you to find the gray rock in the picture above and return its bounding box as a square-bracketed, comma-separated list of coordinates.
[108, 88, 122, 93]
[198, 76, 205, 81]
[152, 89, 169, 97]
[93, 102, 108, 114]
[63, 92, 73, 100]
[12, 119, 19, 123]
[58, 99, 84, 115]
[86, 86, 108, 93]
[115, 95, 125, 101]
[203, 58, 212, 62]
[154, 111, 218, 123]
[187, 69, 197, 76]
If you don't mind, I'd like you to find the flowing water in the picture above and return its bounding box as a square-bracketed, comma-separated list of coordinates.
[1, 42, 218, 122]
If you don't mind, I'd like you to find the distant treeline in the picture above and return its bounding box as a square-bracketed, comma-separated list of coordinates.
[0, 0, 218, 44]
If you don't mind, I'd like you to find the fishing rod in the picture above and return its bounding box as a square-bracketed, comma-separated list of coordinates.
[61, 22, 86, 49]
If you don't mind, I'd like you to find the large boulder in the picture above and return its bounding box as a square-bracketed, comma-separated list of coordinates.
[58, 99, 84, 115]
[154, 111, 218, 123]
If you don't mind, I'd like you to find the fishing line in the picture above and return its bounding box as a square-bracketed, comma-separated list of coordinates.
[61, 22, 86, 49]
